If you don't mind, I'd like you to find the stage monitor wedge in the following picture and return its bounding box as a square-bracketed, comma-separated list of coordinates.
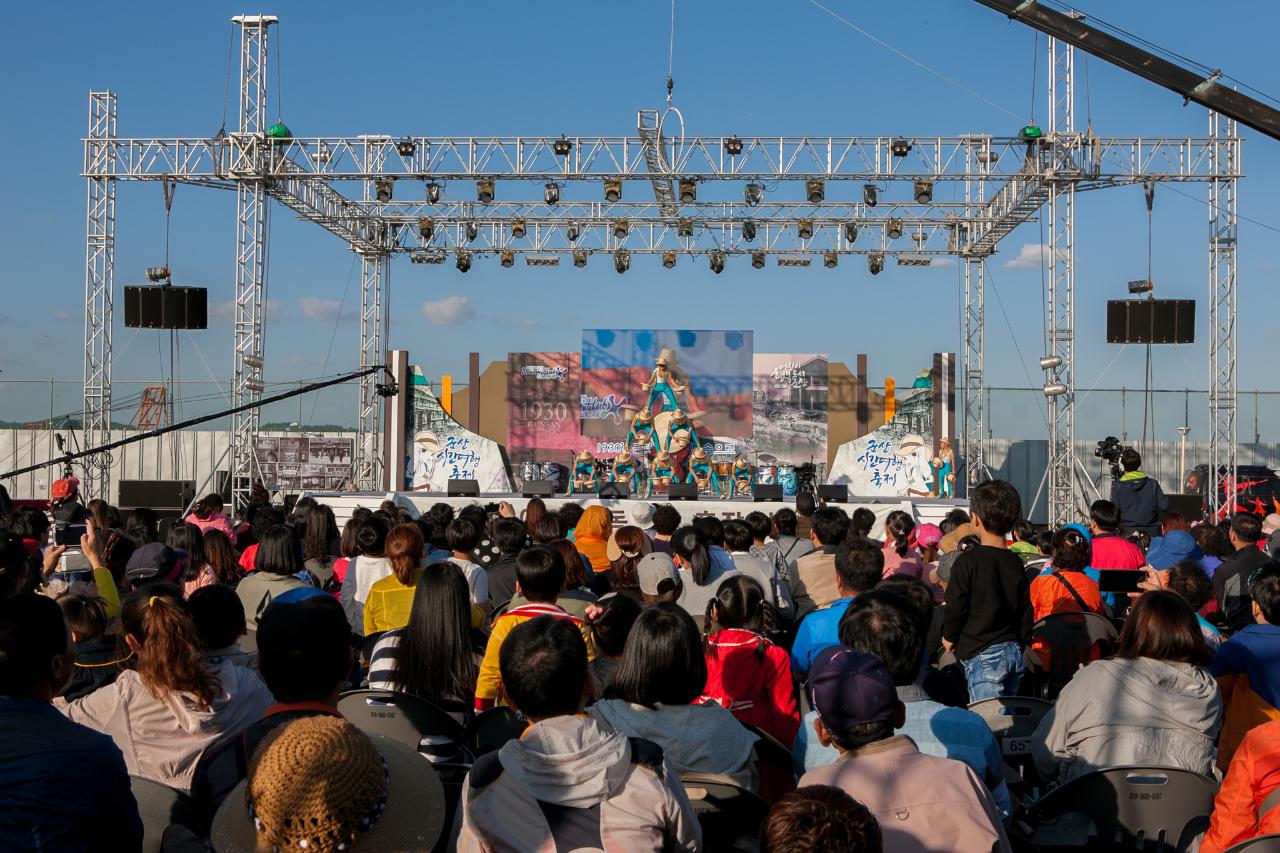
[818, 484, 849, 503]
[124, 285, 209, 329]
[1106, 299, 1194, 344]
[752, 484, 783, 502]
[522, 480, 554, 498]
[447, 479, 480, 497]
[667, 483, 699, 501]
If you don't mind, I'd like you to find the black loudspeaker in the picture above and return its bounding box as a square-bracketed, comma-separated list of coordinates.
[1164, 493, 1205, 524]
[597, 482, 630, 499]
[118, 479, 196, 510]
[818, 484, 849, 503]
[124, 285, 209, 329]
[522, 480, 554, 498]
[752, 484, 783, 502]
[448, 479, 480, 497]
[1106, 299, 1194, 344]
[668, 483, 699, 501]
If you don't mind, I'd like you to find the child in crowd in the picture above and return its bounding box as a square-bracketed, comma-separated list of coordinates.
[56, 593, 124, 701]
[186, 583, 255, 669]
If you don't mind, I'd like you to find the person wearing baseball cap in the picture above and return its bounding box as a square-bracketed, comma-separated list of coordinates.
[636, 552, 682, 604]
[799, 647, 1010, 853]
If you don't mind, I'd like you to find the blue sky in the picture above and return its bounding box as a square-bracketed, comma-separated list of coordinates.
[1, 0, 1277, 441]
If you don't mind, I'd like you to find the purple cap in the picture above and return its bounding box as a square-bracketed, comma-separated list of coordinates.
[809, 647, 898, 731]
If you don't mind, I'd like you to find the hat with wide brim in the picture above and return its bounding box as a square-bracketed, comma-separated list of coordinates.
[607, 528, 653, 562]
[895, 435, 927, 457]
[211, 732, 446, 853]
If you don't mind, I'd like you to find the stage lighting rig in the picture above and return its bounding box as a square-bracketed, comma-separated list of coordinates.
[476, 179, 494, 203]
[374, 178, 393, 202]
[663, 250, 677, 268]
[417, 217, 434, 241]
[679, 179, 697, 204]
[742, 219, 757, 242]
[1043, 382, 1068, 398]
[396, 137, 416, 157]
[888, 218, 904, 240]
[553, 136, 572, 156]
[425, 182, 442, 204]
[500, 250, 515, 267]
[573, 249, 587, 268]
[914, 180, 933, 204]
[709, 251, 725, 274]
[1128, 279, 1154, 294]
[752, 250, 765, 269]
[544, 182, 560, 205]
[891, 139, 912, 157]
[465, 221, 479, 242]
[824, 251, 838, 269]
[612, 219, 629, 239]
[844, 222, 858, 243]
[145, 266, 171, 283]
[511, 218, 527, 239]
[614, 250, 630, 274]
[566, 221, 580, 243]
[806, 179, 825, 204]
[677, 218, 694, 237]
[604, 178, 622, 203]
[797, 218, 814, 240]
[863, 184, 878, 207]
[745, 183, 764, 206]
[455, 249, 472, 273]
[868, 252, 884, 275]
[724, 136, 744, 156]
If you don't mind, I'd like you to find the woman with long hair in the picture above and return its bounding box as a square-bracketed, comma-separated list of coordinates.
[60, 584, 273, 791]
[301, 503, 340, 586]
[184, 494, 237, 546]
[601, 525, 650, 603]
[588, 602, 758, 788]
[125, 507, 159, 547]
[169, 522, 212, 598]
[202, 528, 244, 588]
[573, 505, 612, 572]
[329, 510, 370, 600]
[339, 514, 393, 634]
[670, 525, 738, 621]
[881, 510, 924, 579]
[702, 575, 798, 748]
[1030, 590, 1221, 786]
[366, 562, 479, 720]
[363, 523, 425, 634]
[235, 525, 312, 629]
[522, 497, 548, 534]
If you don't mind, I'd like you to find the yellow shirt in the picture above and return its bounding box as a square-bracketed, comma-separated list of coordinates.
[363, 566, 422, 635]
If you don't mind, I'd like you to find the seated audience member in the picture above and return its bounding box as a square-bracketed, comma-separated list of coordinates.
[1088, 499, 1146, 571]
[444, 516, 491, 609]
[1215, 513, 1272, 631]
[0, 594, 143, 850]
[1031, 590, 1221, 785]
[772, 507, 815, 575]
[589, 593, 642, 698]
[725, 518, 794, 621]
[202, 528, 245, 588]
[798, 648, 1011, 853]
[702, 576, 799, 747]
[791, 538, 883, 676]
[1009, 519, 1040, 564]
[528, 514, 564, 545]
[191, 588, 353, 823]
[300, 502, 341, 587]
[589, 602, 760, 788]
[913, 523, 944, 590]
[880, 510, 924, 580]
[1162, 511, 1190, 535]
[236, 525, 312, 630]
[792, 507, 851, 618]
[124, 540, 184, 589]
[692, 515, 738, 576]
[484, 517, 526, 607]
[363, 523, 426, 635]
[339, 513, 392, 632]
[1166, 560, 1224, 649]
[794, 492, 816, 541]
[650, 503, 681, 556]
[508, 539, 601, 619]
[169, 521, 213, 597]
[57, 592, 125, 701]
[1202, 716, 1280, 852]
[1212, 561, 1280, 771]
[521, 497, 549, 532]
[186, 494, 237, 548]
[461, 504, 501, 568]
[762, 785, 882, 853]
[599, 525, 652, 603]
[187, 583, 254, 669]
[638, 552, 684, 605]
[234, 504, 280, 572]
[1192, 522, 1232, 579]
[330, 511, 368, 598]
[574, 505, 613, 573]
[1030, 526, 1103, 621]
[366, 562, 477, 717]
[848, 507, 877, 542]
[876, 575, 954, 688]
[475, 545, 592, 710]
[559, 503, 585, 540]
[746, 511, 794, 592]
[0, 532, 31, 599]
[671, 525, 739, 619]
[458, 616, 701, 852]
[60, 584, 274, 791]
[418, 502, 455, 552]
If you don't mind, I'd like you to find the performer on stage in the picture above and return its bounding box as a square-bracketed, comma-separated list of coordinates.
[647, 451, 676, 497]
[611, 449, 641, 495]
[569, 450, 598, 495]
[933, 437, 956, 499]
[729, 456, 753, 498]
[664, 408, 695, 452]
[641, 354, 686, 414]
[686, 445, 721, 495]
[625, 408, 656, 452]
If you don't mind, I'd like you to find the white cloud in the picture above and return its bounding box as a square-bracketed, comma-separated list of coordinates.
[517, 318, 538, 328]
[421, 295, 474, 326]
[1003, 242, 1066, 270]
[52, 310, 74, 321]
[207, 299, 285, 323]
[301, 297, 351, 323]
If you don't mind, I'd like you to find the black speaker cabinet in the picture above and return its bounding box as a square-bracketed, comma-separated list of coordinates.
[447, 479, 480, 497]
[124, 285, 209, 330]
[522, 480, 555, 498]
[1164, 493, 1205, 524]
[597, 482, 630, 499]
[818, 484, 849, 503]
[118, 479, 196, 510]
[667, 483, 699, 501]
[752, 484, 784, 502]
[1106, 299, 1194, 344]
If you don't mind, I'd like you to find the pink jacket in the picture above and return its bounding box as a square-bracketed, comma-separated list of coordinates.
[185, 512, 237, 546]
[883, 544, 926, 580]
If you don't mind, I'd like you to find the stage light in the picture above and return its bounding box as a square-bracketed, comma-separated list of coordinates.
[396, 137, 416, 157]
[844, 222, 858, 243]
[566, 221, 581, 243]
[573, 249, 587, 268]
[612, 218, 629, 239]
[806, 179, 825, 204]
[797, 218, 814, 240]
[145, 266, 171, 283]
[679, 179, 697, 204]
[752, 250, 765, 269]
[465, 221, 479, 242]
[745, 182, 764, 206]
[374, 178, 393, 202]
[1043, 382, 1068, 398]
[914, 179, 933, 204]
[1021, 124, 1044, 141]
[1128, 279, 1154, 294]
[242, 354, 264, 370]
[824, 251, 838, 269]
[912, 228, 928, 246]
[417, 217, 434, 241]
[742, 219, 756, 242]
[500, 249, 515, 268]
[863, 183, 878, 207]
[677, 218, 694, 237]
[709, 251, 725, 274]
[526, 254, 559, 267]
[1039, 355, 1062, 370]
[614, 250, 630, 274]
[245, 378, 265, 393]
[724, 136, 744, 156]
[868, 252, 884, 275]
[476, 179, 495, 203]
[456, 249, 472, 273]
[553, 136, 572, 156]
[544, 182, 560, 205]
[891, 138, 912, 157]
[888, 218, 904, 240]
[777, 257, 811, 268]
[604, 178, 622, 203]
[425, 182, 442, 204]
[663, 250, 677, 269]
[510, 218, 526, 239]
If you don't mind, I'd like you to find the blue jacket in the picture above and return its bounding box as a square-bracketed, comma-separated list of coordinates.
[1110, 472, 1169, 535]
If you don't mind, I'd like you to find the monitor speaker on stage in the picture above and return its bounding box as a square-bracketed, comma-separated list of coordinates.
[818, 484, 849, 503]
[752, 484, 783, 502]
[124, 285, 209, 330]
[598, 483, 630, 499]
[448, 479, 479, 497]
[119, 479, 195, 510]
[522, 480, 554, 498]
[1164, 493, 1205, 524]
[1106, 299, 1194, 344]
[668, 483, 699, 501]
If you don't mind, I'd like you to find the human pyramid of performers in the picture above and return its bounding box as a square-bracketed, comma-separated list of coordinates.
[568, 354, 758, 499]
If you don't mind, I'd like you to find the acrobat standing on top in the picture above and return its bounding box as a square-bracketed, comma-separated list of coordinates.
[932, 437, 956, 499]
[569, 450, 599, 495]
[686, 445, 721, 495]
[641, 353, 687, 414]
[611, 449, 642, 495]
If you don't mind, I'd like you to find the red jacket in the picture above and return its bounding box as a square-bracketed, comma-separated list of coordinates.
[1203, 719, 1280, 852]
[702, 628, 800, 748]
[1089, 533, 1145, 570]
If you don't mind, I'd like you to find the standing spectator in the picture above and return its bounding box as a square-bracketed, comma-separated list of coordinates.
[1110, 448, 1169, 537]
[484, 517, 526, 608]
[798, 648, 1011, 853]
[300, 503, 340, 586]
[599, 525, 651, 603]
[0, 594, 143, 850]
[338, 514, 392, 633]
[772, 507, 815, 576]
[236, 526, 312, 630]
[725, 518, 793, 620]
[1212, 561, 1280, 771]
[849, 507, 877, 542]
[795, 492, 816, 541]
[790, 539, 883, 677]
[363, 523, 426, 635]
[444, 517, 491, 610]
[574, 505, 613, 572]
[1215, 513, 1272, 631]
[458, 616, 701, 852]
[1029, 527, 1103, 627]
[185, 494, 238, 546]
[1031, 590, 1221, 785]
[1088, 499, 1146, 571]
[792, 507, 851, 618]
[940, 480, 1030, 702]
[761, 786, 882, 853]
[1202, 717, 1280, 852]
[746, 511, 793, 599]
[880, 511, 924, 579]
[650, 503, 681, 556]
[671, 525, 739, 620]
[702, 576, 799, 747]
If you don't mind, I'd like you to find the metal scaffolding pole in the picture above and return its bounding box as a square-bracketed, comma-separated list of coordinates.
[355, 250, 389, 489]
[228, 15, 275, 511]
[1208, 110, 1239, 518]
[1046, 38, 1079, 526]
[82, 91, 117, 501]
[963, 258, 986, 490]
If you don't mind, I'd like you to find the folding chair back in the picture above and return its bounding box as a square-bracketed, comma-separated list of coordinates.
[681, 771, 768, 853]
[129, 775, 201, 853]
[464, 706, 528, 755]
[1026, 611, 1118, 699]
[1224, 835, 1280, 852]
[338, 689, 467, 757]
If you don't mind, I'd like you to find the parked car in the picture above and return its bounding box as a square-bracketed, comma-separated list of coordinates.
[1183, 464, 1280, 521]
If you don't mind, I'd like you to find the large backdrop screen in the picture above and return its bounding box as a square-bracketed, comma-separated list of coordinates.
[741, 353, 829, 466]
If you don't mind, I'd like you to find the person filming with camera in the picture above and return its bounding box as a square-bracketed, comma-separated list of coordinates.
[1110, 448, 1169, 537]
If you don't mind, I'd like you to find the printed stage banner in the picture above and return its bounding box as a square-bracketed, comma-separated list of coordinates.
[254, 436, 354, 491]
[580, 329, 753, 458]
[506, 352, 591, 489]
[741, 353, 829, 468]
[406, 365, 512, 493]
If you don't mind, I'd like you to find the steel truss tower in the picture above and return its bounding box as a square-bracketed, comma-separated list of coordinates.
[356, 250, 389, 489]
[1208, 110, 1239, 518]
[82, 91, 117, 499]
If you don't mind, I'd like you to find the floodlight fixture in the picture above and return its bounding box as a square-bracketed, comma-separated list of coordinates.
[806, 179, 825, 204]
[823, 251, 838, 269]
[914, 179, 933, 204]
[145, 266, 171, 283]
[604, 178, 622, 203]
[614, 249, 631, 274]
[891, 138, 912, 157]
[544, 182, 560, 205]
[887, 218, 904, 240]
[797, 218, 814, 240]
[476, 179, 495, 203]
[242, 354, 264, 370]
[777, 257, 812, 268]
[1128, 279, 1154, 294]
[374, 178, 393, 202]
[863, 183, 878, 207]
[511, 218, 527, 239]
[455, 249, 472, 272]
[1021, 124, 1044, 141]
[245, 378, 266, 393]
[663, 250, 677, 269]
[553, 136, 573, 156]
[612, 218, 629, 239]
[526, 255, 559, 267]
[1039, 355, 1063, 370]
[745, 182, 764, 206]
[709, 251, 725, 274]
[677, 218, 695, 237]
[500, 249, 515, 268]
[566, 221, 581, 243]
[751, 250, 765, 269]
[417, 217, 434, 241]
[1043, 382, 1068, 398]
[679, 179, 697, 204]
[844, 222, 858, 243]
[425, 182, 442, 204]
[868, 252, 885, 275]
[465, 221, 479, 242]
[724, 136, 744, 156]
[396, 137, 416, 157]
[741, 219, 757, 242]
[573, 249, 588, 268]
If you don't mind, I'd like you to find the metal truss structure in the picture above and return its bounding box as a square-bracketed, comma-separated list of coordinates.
[82, 91, 116, 501]
[80, 22, 1242, 519]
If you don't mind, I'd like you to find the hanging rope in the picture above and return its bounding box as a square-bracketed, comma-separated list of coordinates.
[274, 20, 284, 123]
[667, 0, 676, 106]
[1028, 32, 1039, 125]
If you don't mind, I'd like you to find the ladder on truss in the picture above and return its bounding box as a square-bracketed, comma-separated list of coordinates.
[637, 110, 678, 221]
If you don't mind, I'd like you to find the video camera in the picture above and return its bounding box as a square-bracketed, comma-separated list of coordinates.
[1094, 435, 1129, 480]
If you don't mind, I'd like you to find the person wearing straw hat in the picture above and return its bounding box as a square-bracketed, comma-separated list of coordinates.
[569, 450, 599, 495]
[641, 352, 687, 415]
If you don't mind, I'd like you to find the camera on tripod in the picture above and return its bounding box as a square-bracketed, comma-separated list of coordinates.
[1095, 435, 1129, 480]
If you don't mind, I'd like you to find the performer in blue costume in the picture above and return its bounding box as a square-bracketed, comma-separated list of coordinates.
[625, 408, 656, 452]
[611, 449, 642, 495]
[664, 408, 696, 452]
[686, 445, 721, 495]
[729, 456, 753, 498]
[641, 355, 686, 414]
[568, 450, 598, 495]
[932, 438, 956, 499]
[646, 451, 676, 498]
